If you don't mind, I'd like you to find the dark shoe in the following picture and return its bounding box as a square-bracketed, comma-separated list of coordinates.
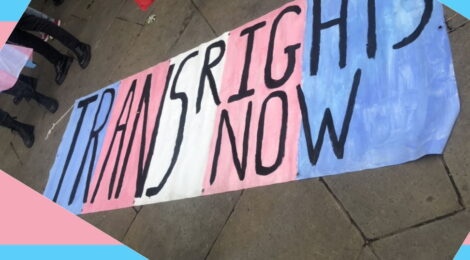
[53, 0, 64, 6]
[16, 122, 34, 148]
[33, 92, 59, 113]
[74, 43, 91, 69]
[55, 56, 73, 85]
[1, 115, 34, 148]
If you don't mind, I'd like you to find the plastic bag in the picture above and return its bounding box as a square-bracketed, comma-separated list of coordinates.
[0, 44, 32, 92]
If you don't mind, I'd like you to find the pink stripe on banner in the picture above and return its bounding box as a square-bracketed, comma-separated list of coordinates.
[0, 22, 17, 50]
[82, 62, 170, 213]
[0, 170, 119, 245]
[202, 0, 306, 195]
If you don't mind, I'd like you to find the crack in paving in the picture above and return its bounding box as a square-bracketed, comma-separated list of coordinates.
[190, 0, 218, 36]
[354, 244, 382, 260]
[368, 244, 383, 260]
[203, 190, 245, 260]
[321, 172, 466, 257]
[122, 208, 141, 241]
[115, 16, 145, 27]
[167, 10, 198, 56]
[320, 177, 369, 242]
[369, 208, 465, 243]
[86, 0, 96, 10]
[448, 20, 469, 33]
[440, 156, 465, 208]
[9, 142, 23, 166]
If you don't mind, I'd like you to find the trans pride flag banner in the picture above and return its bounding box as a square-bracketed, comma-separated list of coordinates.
[45, 0, 460, 214]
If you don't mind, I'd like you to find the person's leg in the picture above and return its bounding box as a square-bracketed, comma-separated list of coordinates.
[17, 14, 91, 68]
[3, 75, 59, 113]
[0, 109, 34, 148]
[0, 109, 8, 125]
[18, 14, 78, 51]
[9, 28, 60, 65]
[25, 7, 51, 21]
[9, 29, 73, 85]
[53, 0, 64, 6]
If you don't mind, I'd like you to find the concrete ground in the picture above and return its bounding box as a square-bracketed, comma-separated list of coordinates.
[1, 0, 469, 259]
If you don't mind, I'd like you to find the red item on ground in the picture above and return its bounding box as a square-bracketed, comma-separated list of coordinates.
[134, 0, 155, 11]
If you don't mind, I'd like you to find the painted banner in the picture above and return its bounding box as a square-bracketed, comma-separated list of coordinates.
[45, 0, 459, 214]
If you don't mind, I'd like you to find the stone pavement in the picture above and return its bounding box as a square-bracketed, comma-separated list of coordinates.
[1, 0, 468, 259]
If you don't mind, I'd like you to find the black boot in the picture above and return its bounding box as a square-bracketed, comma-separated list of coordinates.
[33, 92, 59, 113]
[53, 0, 64, 6]
[3, 76, 59, 113]
[73, 43, 91, 69]
[1, 115, 34, 148]
[55, 55, 73, 85]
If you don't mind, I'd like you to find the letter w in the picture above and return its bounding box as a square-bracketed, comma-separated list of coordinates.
[297, 69, 361, 164]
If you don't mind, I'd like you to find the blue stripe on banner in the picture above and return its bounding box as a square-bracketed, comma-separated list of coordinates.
[0, 245, 147, 260]
[0, 0, 30, 21]
[439, 0, 470, 19]
[454, 245, 470, 260]
[297, 0, 459, 179]
[43, 82, 120, 214]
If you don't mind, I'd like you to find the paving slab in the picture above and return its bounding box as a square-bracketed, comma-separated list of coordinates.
[123, 191, 242, 260]
[35, 0, 82, 21]
[357, 246, 378, 260]
[80, 208, 138, 241]
[444, 7, 469, 32]
[443, 23, 470, 206]
[66, 0, 128, 49]
[193, 0, 292, 34]
[77, 17, 143, 91]
[165, 6, 217, 59]
[324, 156, 461, 239]
[112, 0, 196, 80]
[206, 179, 364, 260]
[371, 210, 470, 260]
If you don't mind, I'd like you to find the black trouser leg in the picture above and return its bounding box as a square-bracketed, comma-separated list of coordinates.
[17, 14, 80, 51]
[0, 109, 35, 148]
[9, 28, 62, 65]
[3, 75, 36, 101]
[0, 109, 8, 125]
[2, 75, 59, 113]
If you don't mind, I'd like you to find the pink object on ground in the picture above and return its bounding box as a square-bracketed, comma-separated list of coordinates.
[0, 170, 120, 245]
[0, 44, 33, 92]
[133, 0, 155, 11]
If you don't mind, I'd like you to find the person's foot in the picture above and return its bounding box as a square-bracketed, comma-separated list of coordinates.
[53, 0, 64, 6]
[34, 93, 59, 113]
[55, 56, 73, 85]
[74, 43, 91, 69]
[15, 122, 35, 148]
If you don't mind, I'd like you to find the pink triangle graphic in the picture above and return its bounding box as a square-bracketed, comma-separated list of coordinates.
[0, 170, 120, 245]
